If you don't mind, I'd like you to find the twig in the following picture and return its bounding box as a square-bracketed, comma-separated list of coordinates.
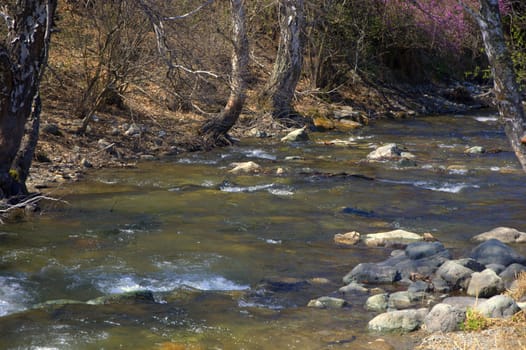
[0, 195, 69, 214]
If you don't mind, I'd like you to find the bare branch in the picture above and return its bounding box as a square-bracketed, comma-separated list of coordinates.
[0, 195, 69, 214]
[162, 0, 215, 21]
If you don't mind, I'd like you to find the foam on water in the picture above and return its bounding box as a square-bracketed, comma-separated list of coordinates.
[220, 183, 294, 196]
[243, 149, 277, 160]
[0, 276, 32, 317]
[95, 273, 249, 294]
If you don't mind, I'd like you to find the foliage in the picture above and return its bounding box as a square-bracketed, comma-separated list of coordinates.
[461, 308, 490, 332]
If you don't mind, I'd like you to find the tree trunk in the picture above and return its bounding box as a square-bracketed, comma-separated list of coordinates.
[262, 0, 304, 121]
[199, 0, 249, 149]
[470, 0, 526, 170]
[0, 1, 57, 199]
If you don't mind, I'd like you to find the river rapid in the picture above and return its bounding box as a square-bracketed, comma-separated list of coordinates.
[1, 112, 526, 349]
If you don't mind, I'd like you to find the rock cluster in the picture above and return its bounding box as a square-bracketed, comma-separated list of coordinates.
[313, 227, 526, 334]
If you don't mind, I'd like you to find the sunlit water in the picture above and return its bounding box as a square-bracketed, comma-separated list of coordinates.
[1, 113, 526, 349]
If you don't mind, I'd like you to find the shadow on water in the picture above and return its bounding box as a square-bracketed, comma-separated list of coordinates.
[1, 113, 526, 349]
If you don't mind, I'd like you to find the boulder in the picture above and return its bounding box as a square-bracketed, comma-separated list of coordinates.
[307, 296, 348, 309]
[368, 308, 428, 333]
[332, 106, 369, 124]
[366, 144, 402, 161]
[474, 295, 521, 318]
[334, 231, 361, 246]
[364, 229, 422, 247]
[424, 303, 466, 332]
[435, 260, 474, 290]
[334, 119, 362, 131]
[405, 241, 446, 260]
[228, 161, 261, 174]
[442, 296, 486, 311]
[470, 239, 526, 266]
[281, 127, 309, 142]
[467, 269, 505, 298]
[472, 227, 526, 243]
[388, 291, 430, 310]
[499, 263, 526, 286]
[365, 293, 389, 312]
[342, 263, 401, 285]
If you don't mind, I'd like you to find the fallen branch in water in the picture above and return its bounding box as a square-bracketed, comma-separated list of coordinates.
[0, 194, 69, 223]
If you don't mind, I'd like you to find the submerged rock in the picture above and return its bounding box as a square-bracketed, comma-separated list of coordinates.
[472, 227, 526, 243]
[87, 290, 156, 305]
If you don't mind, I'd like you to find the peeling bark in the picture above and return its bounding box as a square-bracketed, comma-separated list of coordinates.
[466, 0, 526, 170]
[262, 0, 304, 121]
[199, 0, 248, 148]
[0, 1, 57, 199]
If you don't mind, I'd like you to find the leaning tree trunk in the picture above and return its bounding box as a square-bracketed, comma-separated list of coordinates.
[0, 1, 57, 199]
[261, 0, 304, 121]
[469, 0, 526, 170]
[199, 0, 249, 148]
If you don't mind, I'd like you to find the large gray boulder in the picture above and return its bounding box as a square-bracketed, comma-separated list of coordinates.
[467, 269, 505, 298]
[470, 239, 526, 266]
[472, 227, 526, 243]
[442, 296, 487, 311]
[474, 295, 521, 318]
[364, 229, 423, 247]
[424, 303, 466, 332]
[499, 263, 526, 287]
[342, 263, 401, 284]
[435, 260, 474, 290]
[368, 308, 428, 332]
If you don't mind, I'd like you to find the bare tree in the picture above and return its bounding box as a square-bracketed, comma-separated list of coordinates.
[0, 1, 57, 199]
[261, 0, 304, 121]
[462, 0, 526, 170]
[199, 0, 249, 148]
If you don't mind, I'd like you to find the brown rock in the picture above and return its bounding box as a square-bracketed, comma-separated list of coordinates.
[334, 231, 361, 246]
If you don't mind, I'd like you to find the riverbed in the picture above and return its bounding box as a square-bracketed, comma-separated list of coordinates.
[1, 112, 525, 349]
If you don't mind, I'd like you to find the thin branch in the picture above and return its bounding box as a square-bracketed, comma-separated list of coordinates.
[0, 195, 69, 214]
[162, 0, 215, 21]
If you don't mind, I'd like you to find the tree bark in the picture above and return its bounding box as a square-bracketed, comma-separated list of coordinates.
[262, 0, 304, 121]
[0, 1, 57, 199]
[468, 0, 526, 170]
[199, 0, 249, 148]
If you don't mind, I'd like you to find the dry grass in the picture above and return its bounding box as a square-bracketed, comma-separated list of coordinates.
[506, 271, 526, 301]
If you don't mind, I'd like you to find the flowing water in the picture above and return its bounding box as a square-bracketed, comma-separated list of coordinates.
[1, 112, 526, 349]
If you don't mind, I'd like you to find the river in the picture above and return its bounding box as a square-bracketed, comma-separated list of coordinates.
[1, 112, 525, 349]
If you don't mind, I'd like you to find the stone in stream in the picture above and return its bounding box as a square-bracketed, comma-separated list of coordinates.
[364, 229, 423, 247]
[334, 231, 361, 246]
[387, 291, 432, 310]
[280, 127, 309, 142]
[435, 260, 474, 290]
[466, 268, 505, 298]
[228, 161, 261, 174]
[366, 143, 402, 161]
[365, 293, 389, 312]
[469, 239, 526, 267]
[471, 226, 526, 243]
[343, 263, 401, 285]
[307, 296, 348, 309]
[368, 308, 428, 333]
[339, 281, 369, 294]
[423, 303, 466, 332]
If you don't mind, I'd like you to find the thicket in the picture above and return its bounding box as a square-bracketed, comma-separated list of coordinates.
[41, 0, 525, 121]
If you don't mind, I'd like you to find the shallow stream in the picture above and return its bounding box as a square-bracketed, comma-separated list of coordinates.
[1, 112, 526, 349]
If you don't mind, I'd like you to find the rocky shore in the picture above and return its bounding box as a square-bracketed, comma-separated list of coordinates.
[304, 226, 526, 349]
